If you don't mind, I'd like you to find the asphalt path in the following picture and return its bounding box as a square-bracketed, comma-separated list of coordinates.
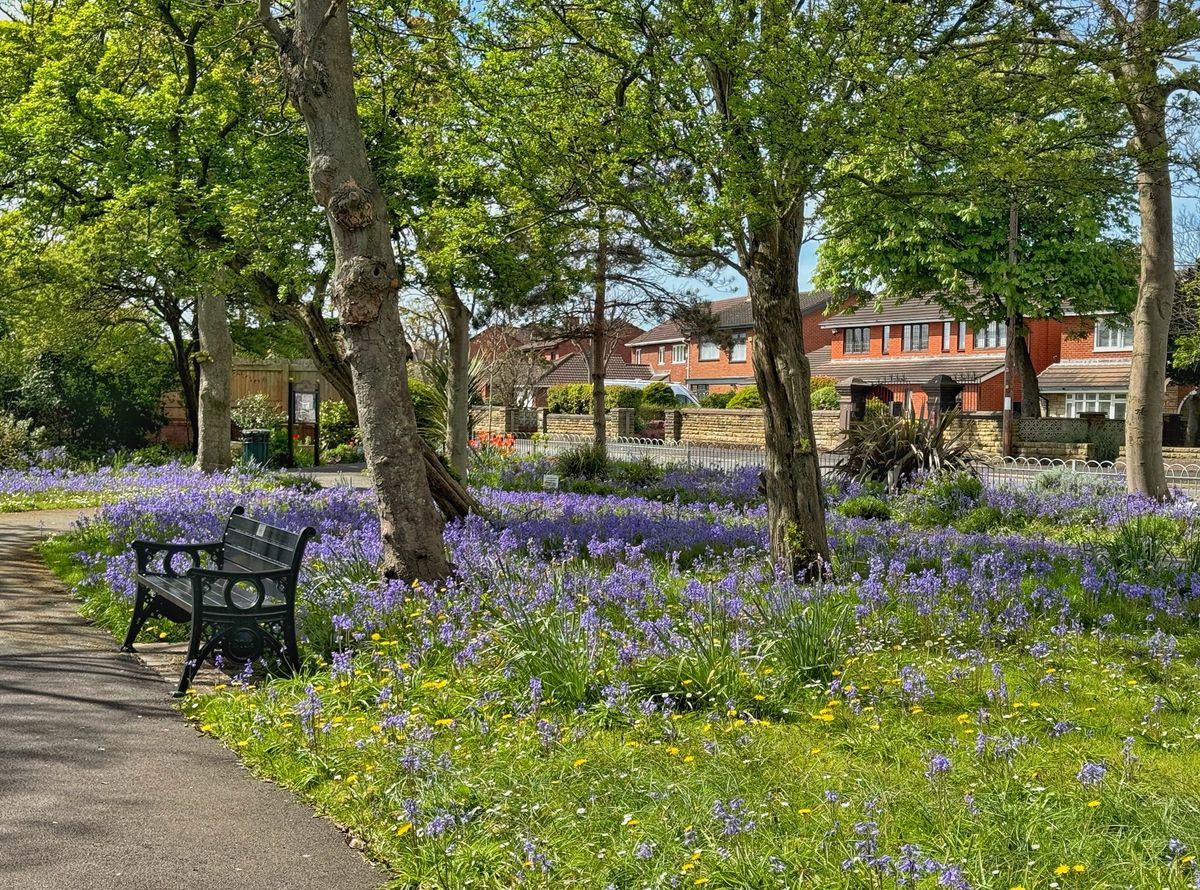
[0, 510, 385, 890]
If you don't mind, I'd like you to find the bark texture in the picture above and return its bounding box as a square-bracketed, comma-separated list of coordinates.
[437, 277, 471, 478]
[1125, 92, 1174, 496]
[591, 214, 609, 449]
[1013, 331, 1041, 418]
[259, 0, 449, 580]
[193, 291, 233, 471]
[744, 209, 830, 577]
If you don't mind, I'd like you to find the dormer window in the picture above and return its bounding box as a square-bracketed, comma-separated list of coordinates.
[1094, 317, 1133, 350]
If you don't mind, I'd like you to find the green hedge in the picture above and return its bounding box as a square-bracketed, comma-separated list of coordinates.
[546, 384, 644, 414]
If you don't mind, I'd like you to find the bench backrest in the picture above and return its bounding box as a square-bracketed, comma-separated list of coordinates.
[221, 506, 315, 577]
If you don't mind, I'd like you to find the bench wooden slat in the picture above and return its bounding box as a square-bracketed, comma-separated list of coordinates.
[223, 528, 300, 567]
[227, 516, 305, 550]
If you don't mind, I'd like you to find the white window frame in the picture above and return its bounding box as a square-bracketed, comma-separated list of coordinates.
[633, 348, 642, 364]
[672, 343, 687, 364]
[957, 321, 966, 352]
[729, 334, 747, 362]
[1065, 391, 1127, 420]
[974, 320, 1007, 349]
[942, 321, 951, 353]
[881, 324, 891, 355]
[901, 323, 929, 353]
[698, 339, 720, 361]
[1094, 317, 1133, 351]
[658, 345, 666, 364]
[844, 327, 870, 354]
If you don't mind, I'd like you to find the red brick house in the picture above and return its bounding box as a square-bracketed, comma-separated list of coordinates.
[809, 296, 1064, 414]
[1036, 311, 1195, 419]
[471, 321, 646, 405]
[628, 293, 835, 396]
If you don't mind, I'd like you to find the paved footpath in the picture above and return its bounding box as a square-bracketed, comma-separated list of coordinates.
[0, 510, 385, 890]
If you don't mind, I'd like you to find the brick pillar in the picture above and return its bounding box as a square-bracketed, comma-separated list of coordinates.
[612, 408, 634, 437]
[667, 410, 683, 442]
[540, 408, 550, 433]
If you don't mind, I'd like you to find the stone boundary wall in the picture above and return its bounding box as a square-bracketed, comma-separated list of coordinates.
[1016, 416, 1124, 444]
[485, 405, 1007, 454]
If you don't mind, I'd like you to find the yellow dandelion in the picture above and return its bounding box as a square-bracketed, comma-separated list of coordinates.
[1072, 864, 1086, 873]
[396, 822, 413, 836]
[1054, 865, 1070, 875]
[573, 758, 588, 767]
[1086, 800, 1100, 808]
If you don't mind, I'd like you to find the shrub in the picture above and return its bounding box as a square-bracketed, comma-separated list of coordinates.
[836, 494, 892, 521]
[811, 375, 839, 390]
[864, 396, 888, 417]
[641, 382, 678, 408]
[0, 409, 48, 469]
[319, 400, 358, 452]
[899, 471, 985, 526]
[726, 386, 761, 409]
[607, 386, 643, 410]
[954, 504, 1005, 534]
[700, 392, 733, 409]
[230, 394, 287, 432]
[409, 379, 446, 448]
[555, 443, 609, 479]
[834, 410, 979, 491]
[811, 385, 839, 410]
[611, 457, 663, 487]
[547, 384, 591, 415]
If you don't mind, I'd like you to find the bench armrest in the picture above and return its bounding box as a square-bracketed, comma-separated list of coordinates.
[132, 540, 224, 575]
[187, 567, 294, 611]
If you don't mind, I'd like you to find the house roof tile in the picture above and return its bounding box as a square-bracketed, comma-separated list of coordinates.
[535, 353, 652, 387]
[811, 346, 1005, 384]
[1037, 359, 1133, 391]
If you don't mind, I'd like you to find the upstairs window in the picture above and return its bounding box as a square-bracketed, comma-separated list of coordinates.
[957, 321, 967, 352]
[699, 339, 720, 361]
[1094, 317, 1133, 350]
[902, 323, 929, 352]
[633, 348, 642, 364]
[942, 321, 951, 353]
[658, 345, 666, 364]
[729, 335, 747, 362]
[974, 321, 1007, 349]
[881, 324, 891, 355]
[844, 327, 870, 354]
[672, 343, 687, 364]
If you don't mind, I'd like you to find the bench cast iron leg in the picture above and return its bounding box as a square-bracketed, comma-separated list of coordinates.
[121, 583, 152, 653]
[174, 614, 206, 697]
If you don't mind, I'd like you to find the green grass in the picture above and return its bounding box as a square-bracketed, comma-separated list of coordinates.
[39, 522, 1200, 889]
[0, 490, 115, 512]
[173, 638, 1200, 889]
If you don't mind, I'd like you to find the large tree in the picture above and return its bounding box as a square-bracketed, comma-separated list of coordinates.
[817, 37, 1137, 435]
[1021, 0, 1200, 495]
[500, 0, 995, 575]
[258, 0, 451, 579]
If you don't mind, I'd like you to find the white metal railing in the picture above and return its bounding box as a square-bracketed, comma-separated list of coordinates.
[510, 435, 1200, 496]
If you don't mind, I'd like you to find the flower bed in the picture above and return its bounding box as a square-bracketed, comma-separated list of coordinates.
[42, 463, 1200, 888]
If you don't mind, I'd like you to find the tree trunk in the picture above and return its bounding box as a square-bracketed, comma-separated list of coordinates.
[1125, 99, 1174, 497]
[437, 277, 471, 478]
[193, 292, 233, 472]
[1013, 332, 1041, 418]
[591, 211, 609, 449]
[745, 211, 830, 578]
[163, 309, 199, 449]
[1183, 392, 1199, 447]
[259, 0, 449, 581]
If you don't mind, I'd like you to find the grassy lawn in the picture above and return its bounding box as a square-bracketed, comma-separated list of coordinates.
[34, 459, 1200, 888]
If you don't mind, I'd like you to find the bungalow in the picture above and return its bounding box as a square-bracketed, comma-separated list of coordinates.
[628, 292, 834, 396]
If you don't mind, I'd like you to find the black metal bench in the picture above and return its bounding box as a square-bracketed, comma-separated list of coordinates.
[121, 506, 315, 696]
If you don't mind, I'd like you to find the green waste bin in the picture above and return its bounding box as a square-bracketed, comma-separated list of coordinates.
[242, 429, 271, 465]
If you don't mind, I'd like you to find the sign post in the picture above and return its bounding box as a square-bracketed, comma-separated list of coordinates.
[286, 380, 321, 468]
